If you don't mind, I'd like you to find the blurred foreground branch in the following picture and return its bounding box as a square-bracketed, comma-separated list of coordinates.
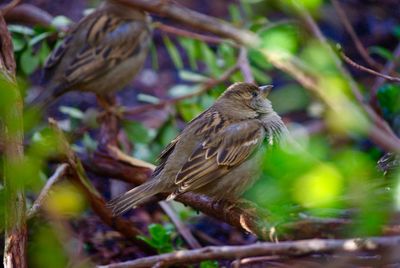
[100, 235, 400, 268]
[0, 11, 27, 268]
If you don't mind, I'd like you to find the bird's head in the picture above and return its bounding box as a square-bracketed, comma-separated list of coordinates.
[219, 82, 274, 116]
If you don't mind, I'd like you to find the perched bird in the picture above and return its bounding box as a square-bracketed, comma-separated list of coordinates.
[31, 0, 152, 108]
[108, 82, 288, 215]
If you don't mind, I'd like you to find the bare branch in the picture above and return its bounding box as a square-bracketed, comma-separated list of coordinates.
[114, 0, 258, 46]
[99, 236, 400, 268]
[156, 23, 230, 45]
[339, 49, 400, 83]
[238, 47, 254, 83]
[370, 42, 400, 106]
[331, 0, 382, 70]
[27, 163, 69, 219]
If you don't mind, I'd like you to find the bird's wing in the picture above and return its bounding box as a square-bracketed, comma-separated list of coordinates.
[174, 116, 265, 194]
[43, 10, 150, 92]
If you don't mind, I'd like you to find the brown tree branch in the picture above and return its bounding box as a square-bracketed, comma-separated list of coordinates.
[99, 235, 400, 268]
[48, 119, 156, 255]
[238, 47, 254, 83]
[114, 0, 258, 46]
[156, 22, 230, 45]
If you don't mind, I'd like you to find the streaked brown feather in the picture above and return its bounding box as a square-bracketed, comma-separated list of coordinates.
[174, 114, 264, 194]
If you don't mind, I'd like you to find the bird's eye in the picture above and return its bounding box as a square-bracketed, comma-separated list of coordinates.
[251, 91, 258, 98]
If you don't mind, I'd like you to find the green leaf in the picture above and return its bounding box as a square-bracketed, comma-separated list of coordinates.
[138, 224, 174, 253]
[163, 36, 183, 69]
[200, 260, 219, 268]
[8, 25, 35, 35]
[377, 83, 400, 117]
[168, 84, 197, 97]
[123, 121, 155, 143]
[150, 41, 159, 70]
[251, 66, 271, 84]
[137, 93, 160, 104]
[259, 24, 299, 56]
[39, 42, 51, 65]
[179, 70, 208, 83]
[28, 31, 52, 47]
[12, 35, 26, 52]
[369, 46, 394, 61]
[20, 47, 40, 75]
[200, 42, 219, 75]
[393, 25, 400, 39]
[228, 4, 242, 23]
[217, 43, 236, 68]
[59, 106, 84, 119]
[178, 37, 198, 70]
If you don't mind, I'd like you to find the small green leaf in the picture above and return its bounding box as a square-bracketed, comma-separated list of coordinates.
[123, 121, 155, 143]
[392, 25, 400, 39]
[150, 41, 159, 70]
[137, 93, 160, 104]
[200, 260, 219, 268]
[59, 106, 84, 119]
[377, 83, 400, 118]
[20, 47, 40, 75]
[39, 42, 51, 65]
[179, 70, 208, 83]
[178, 37, 198, 70]
[228, 4, 242, 23]
[369, 46, 394, 61]
[200, 42, 219, 75]
[8, 25, 35, 35]
[12, 35, 26, 52]
[251, 66, 271, 84]
[28, 31, 52, 47]
[163, 36, 183, 69]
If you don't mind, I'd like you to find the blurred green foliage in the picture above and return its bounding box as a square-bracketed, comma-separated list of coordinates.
[137, 223, 175, 253]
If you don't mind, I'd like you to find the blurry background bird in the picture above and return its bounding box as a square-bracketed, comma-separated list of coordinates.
[30, 0, 152, 111]
[108, 82, 288, 215]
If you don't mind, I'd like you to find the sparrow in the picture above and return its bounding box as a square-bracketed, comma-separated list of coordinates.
[108, 82, 288, 215]
[31, 0, 152, 107]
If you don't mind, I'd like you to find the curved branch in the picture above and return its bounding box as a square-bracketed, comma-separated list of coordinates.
[99, 235, 400, 268]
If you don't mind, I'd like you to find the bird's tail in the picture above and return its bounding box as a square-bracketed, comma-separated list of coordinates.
[107, 180, 160, 216]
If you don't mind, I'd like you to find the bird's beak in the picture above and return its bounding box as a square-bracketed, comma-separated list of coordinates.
[259, 85, 273, 98]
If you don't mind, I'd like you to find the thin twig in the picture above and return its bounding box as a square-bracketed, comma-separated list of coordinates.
[156, 22, 231, 45]
[370, 42, 400, 106]
[331, 0, 382, 70]
[98, 235, 400, 268]
[123, 64, 239, 116]
[159, 201, 201, 249]
[27, 164, 69, 219]
[238, 47, 254, 83]
[339, 50, 400, 83]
